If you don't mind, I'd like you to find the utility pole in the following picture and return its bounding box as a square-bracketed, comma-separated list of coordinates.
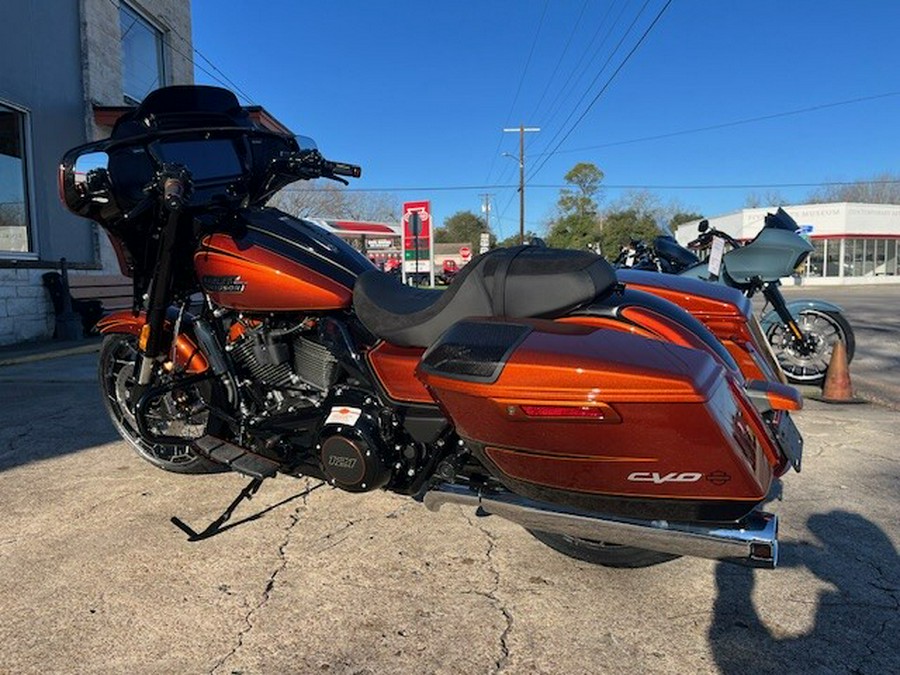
[503, 125, 540, 244]
[479, 192, 493, 233]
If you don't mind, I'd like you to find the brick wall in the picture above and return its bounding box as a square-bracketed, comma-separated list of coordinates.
[0, 269, 55, 345]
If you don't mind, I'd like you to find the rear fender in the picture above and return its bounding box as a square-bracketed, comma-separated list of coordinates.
[96, 310, 209, 374]
[760, 299, 844, 332]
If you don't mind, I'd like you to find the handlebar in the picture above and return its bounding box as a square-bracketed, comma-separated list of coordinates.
[286, 150, 362, 184]
[323, 160, 362, 178]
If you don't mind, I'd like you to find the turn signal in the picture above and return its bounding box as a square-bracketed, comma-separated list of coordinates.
[138, 324, 151, 351]
[519, 404, 621, 423]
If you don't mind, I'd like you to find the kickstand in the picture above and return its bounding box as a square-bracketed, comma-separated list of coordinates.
[171, 477, 265, 541]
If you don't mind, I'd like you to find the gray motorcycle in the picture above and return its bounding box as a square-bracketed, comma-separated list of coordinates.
[617, 209, 854, 385]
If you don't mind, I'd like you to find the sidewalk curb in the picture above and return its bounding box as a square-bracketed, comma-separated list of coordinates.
[0, 342, 101, 367]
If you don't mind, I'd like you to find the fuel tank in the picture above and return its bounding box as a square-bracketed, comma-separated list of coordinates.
[193, 208, 373, 312]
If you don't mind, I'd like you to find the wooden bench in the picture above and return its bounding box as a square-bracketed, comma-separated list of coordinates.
[68, 274, 133, 314]
[42, 263, 133, 337]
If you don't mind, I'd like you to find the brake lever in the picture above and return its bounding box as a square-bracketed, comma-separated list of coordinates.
[323, 173, 349, 186]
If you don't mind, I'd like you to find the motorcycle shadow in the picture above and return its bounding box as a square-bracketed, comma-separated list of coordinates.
[708, 510, 899, 674]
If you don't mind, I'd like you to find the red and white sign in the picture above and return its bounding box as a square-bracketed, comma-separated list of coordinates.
[402, 201, 431, 241]
[401, 200, 434, 282]
[459, 246, 472, 260]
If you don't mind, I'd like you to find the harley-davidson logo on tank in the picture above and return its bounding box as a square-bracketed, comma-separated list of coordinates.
[202, 275, 246, 293]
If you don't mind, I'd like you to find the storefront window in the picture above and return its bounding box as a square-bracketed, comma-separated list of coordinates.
[0, 102, 31, 253]
[863, 239, 875, 276]
[825, 238, 841, 277]
[888, 240, 899, 276]
[843, 238, 856, 277]
[808, 239, 825, 277]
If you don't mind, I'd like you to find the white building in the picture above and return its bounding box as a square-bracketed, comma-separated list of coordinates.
[675, 202, 900, 285]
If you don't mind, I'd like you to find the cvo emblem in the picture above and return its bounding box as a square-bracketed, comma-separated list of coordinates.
[627, 471, 703, 484]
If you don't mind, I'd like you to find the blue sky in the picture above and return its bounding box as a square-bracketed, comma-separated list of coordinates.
[192, 1, 900, 238]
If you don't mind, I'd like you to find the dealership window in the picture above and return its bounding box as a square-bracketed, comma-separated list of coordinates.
[887, 240, 898, 276]
[120, 3, 166, 103]
[825, 239, 841, 277]
[0, 102, 31, 254]
[807, 239, 825, 277]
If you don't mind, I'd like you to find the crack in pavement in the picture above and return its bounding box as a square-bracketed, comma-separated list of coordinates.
[851, 554, 900, 673]
[209, 481, 325, 675]
[462, 509, 513, 674]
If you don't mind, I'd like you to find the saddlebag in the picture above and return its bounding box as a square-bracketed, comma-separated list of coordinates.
[417, 318, 779, 521]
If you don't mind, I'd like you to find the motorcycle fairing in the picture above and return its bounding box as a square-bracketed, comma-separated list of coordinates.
[418, 318, 778, 519]
[723, 227, 814, 284]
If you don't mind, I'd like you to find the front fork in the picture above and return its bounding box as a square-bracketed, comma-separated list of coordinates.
[136, 169, 192, 387]
[136, 207, 182, 385]
[761, 283, 813, 356]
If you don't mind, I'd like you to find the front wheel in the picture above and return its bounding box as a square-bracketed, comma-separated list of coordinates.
[766, 309, 855, 385]
[99, 333, 228, 474]
[528, 530, 680, 568]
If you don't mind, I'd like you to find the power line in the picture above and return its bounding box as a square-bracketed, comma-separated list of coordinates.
[529, 0, 673, 182]
[532, 0, 630, 143]
[533, 90, 900, 155]
[165, 20, 257, 104]
[280, 179, 900, 194]
[525, 0, 590, 124]
[484, 0, 550, 184]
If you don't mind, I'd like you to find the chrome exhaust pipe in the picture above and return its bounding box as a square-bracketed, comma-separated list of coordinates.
[423, 483, 778, 568]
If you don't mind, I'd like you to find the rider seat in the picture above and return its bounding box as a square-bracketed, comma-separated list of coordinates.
[353, 246, 617, 348]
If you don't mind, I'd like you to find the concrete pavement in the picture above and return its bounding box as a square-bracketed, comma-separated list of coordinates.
[0, 351, 898, 674]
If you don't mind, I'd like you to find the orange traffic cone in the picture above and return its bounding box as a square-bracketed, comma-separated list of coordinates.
[819, 340, 862, 404]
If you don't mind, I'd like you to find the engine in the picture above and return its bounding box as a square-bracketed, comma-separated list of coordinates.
[315, 390, 392, 492]
[227, 321, 339, 415]
[225, 318, 403, 491]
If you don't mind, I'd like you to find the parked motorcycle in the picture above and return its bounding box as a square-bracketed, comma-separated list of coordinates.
[614, 212, 855, 385]
[60, 85, 803, 570]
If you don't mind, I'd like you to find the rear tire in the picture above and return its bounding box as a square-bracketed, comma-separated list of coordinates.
[99, 333, 228, 474]
[766, 309, 855, 385]
[528, 529, 680, 568]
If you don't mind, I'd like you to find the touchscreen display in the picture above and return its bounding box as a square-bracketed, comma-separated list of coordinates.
[157, 138, 243, 181]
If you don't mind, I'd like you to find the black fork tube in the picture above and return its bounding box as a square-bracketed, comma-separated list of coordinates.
[136, 210, 181, 385]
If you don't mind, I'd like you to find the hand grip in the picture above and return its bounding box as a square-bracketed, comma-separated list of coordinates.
[326, 160, 362, 178]
[163, 177, 185, 210]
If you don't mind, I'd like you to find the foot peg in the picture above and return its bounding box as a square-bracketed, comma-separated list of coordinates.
[194, 436, 279, 479]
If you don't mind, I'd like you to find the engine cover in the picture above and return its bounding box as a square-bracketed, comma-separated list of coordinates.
[317, 397, 392, 492]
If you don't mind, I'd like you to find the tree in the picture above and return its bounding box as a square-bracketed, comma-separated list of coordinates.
[806, 172, 900, 204]
[744, 190, 790, 208]
[496, 230, 538, 248]
[271, 183, 400, 222]
[545, 162, 604, 249]
[599, 209, 662, 260]
[670, 211, 704, 229]
[557, 162, 605, 219]
[435, 210, 492, 251]
[546, 214, 601, 250]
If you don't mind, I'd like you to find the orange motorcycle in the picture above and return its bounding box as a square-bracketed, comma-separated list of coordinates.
[60, 86, 802, 569]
